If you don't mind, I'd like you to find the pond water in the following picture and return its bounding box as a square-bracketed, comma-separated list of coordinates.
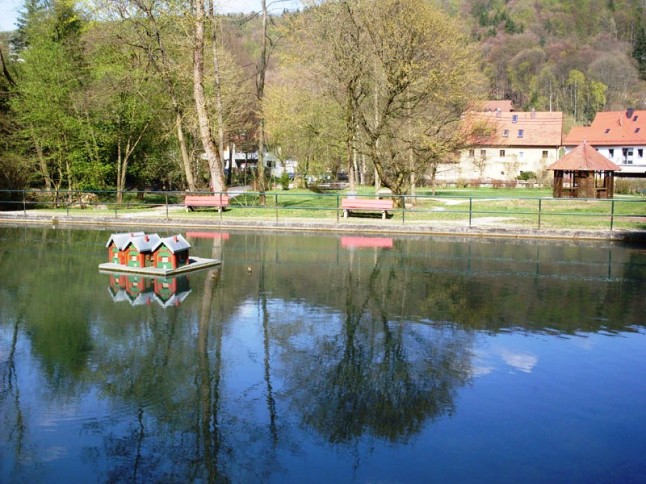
[1, 226, 645, 483]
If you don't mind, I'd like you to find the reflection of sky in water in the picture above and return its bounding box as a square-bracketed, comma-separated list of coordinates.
[1, 227, 645, 483]
[471, 342, 539, 376]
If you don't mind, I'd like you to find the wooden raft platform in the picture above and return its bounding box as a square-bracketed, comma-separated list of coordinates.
[99, 257, 221, 276]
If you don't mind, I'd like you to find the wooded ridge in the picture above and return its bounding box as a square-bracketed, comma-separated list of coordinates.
[0, 0, 644, 197]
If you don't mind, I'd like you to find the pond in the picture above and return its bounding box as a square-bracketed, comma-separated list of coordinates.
[1, 226, 645, 483]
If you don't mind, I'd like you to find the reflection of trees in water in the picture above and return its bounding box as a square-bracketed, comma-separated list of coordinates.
[86, 237, 231, 482]
[0, 317, 26, 480]
[282, 248, 474, 444]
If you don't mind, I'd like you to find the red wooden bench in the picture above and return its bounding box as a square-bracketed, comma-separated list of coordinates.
[341, 198, 393, 219]
[184, 194, 230, 213]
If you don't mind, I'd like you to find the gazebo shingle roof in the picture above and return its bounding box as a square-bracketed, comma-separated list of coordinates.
[548, 142, 620, 171]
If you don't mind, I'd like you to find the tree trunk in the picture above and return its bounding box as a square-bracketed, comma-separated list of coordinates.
[255, 0, 269, 203]
[174, 107, 196, 192]
[193, 0, 225, 193]
[209, 7, 226, 177]
[31, 126, 51, 190]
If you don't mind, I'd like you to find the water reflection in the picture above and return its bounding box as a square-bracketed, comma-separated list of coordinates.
[107, 274, 191, 308]
[0, 226, 644, 482]
[284, 246, 473, 443]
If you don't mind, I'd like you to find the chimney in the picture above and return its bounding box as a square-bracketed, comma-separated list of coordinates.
[626, 107, 635, 119]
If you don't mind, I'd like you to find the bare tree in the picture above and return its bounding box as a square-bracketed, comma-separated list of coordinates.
[193, 0, 226, 192]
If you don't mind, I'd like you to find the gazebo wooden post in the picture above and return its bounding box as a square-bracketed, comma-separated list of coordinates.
[553, 170, 563, 197]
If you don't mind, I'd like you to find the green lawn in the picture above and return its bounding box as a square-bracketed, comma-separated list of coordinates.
[15, 187, 646, 231]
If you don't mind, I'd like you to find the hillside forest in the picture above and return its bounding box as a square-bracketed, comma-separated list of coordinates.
[0, 0, 644, 197]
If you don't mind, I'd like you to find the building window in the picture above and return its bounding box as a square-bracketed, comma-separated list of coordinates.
[604, 128, 610, 134]
[480, 149, 486, 158]
[623, 148, 633, 164]
[500, 149, 506, 157]
[634, 115, 639, 121]
[635, 128, 641, 133]
[639, 149, 643, 158]
[512, 114, 518, 123]
[469, 149, 475, 157]
[519, 152, 524, 158]
[542, 150, 548, 158]
[609, 148, 614, 157]
[518, 129, 524, 138]
[503, 129, 509, 137]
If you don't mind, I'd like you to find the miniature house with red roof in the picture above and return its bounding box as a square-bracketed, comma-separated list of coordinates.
[548, 142, 620, 198]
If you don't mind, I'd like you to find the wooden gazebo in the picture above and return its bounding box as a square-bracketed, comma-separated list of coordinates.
[548, 141, 620, 198]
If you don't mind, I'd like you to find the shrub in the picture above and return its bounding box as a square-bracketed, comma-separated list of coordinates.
[280, 172, 290, 190]
[614, 178, 646, 195]
[517, 171, 536, 181]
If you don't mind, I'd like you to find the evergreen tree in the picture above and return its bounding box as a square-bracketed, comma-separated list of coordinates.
[633, 25, 646, 80]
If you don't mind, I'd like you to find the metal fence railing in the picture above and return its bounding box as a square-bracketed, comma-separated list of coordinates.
[0, 188, 645, 231]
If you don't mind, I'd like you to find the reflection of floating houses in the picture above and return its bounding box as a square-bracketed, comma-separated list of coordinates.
[100, 232, 220, 276]
[108, 274, 191, 308]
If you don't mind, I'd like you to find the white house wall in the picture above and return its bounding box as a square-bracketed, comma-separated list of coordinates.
[437, 147, 560, 182]
[564, 145, 646, 175]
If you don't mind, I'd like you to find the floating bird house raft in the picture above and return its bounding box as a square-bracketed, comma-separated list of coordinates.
[99, 232, 220, 276]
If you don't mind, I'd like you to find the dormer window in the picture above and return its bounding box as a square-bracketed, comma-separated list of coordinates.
[604, 128, 610, 134]
[636, 127, 641, 133]
[518, 129, 524, 138]
[512, 114, 518, 123]
[634, 115, 639, 121]
[503, 129, 509, 138]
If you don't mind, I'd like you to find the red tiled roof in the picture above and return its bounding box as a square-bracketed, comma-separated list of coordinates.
[481, 100, 514, 112]
[563, 109, 646, 146]
[465, 110, 563, 147]
[548, 142, 620, 171]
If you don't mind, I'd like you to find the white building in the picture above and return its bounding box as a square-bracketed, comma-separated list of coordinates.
[563, 109, 646, 177]
[437, 108, 563, 184]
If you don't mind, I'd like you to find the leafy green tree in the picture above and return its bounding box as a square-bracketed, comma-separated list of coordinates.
[264, 81, 344, 186]
[10, 0, 90, 196]
[85, 25, 166, 201]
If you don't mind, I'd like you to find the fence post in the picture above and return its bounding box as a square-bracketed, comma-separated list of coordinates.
[469, 197, 473, 227]
[610, 199, 615, 231]
[165, 193, 169, 220]
[219, 192, 223, 223]
[538, 198, 542, 229]
[114, 191, 118, 218]
[22, 190, 26, 215]
[275, 193, 278, 222]
[336, 194, 340, 223]
[401, 195, 405, 224]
